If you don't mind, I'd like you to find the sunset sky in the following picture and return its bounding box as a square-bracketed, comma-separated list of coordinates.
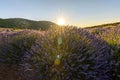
[0, 0, 120, 27]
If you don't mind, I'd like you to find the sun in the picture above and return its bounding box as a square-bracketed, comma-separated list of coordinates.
[57, 18, 65, 25]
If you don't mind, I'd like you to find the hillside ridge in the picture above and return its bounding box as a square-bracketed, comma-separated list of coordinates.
[0, 18, 57, 30]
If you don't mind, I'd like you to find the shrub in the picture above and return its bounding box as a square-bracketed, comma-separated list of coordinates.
[20, 26, 113, 80]
[0, 31, 38, 64]
[88, 26, 120, 79]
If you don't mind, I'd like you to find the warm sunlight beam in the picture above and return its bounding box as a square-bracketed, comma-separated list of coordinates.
[57, 18, 65, 25]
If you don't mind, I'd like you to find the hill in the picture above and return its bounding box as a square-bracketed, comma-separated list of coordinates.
[85, 22, 120, 29]
[0, 18, 57, 30]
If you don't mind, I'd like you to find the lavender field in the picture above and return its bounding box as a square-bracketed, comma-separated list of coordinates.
[0, 26, 120, 80]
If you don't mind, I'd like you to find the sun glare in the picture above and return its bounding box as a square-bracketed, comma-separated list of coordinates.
[57, 18, 65, 25]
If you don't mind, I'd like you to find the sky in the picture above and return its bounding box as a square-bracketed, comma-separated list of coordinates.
[0, 0, 120, 27]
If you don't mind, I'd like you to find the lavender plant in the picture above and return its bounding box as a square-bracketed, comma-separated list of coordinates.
[20, 26, 113, 80]
[0, 26, 119, 80]
[0, 30, 38, 64]
[88, 26, 120, 79]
